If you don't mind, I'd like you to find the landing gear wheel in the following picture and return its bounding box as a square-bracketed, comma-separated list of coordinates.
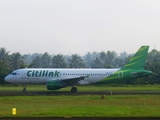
[23, 84, 26, 92]
[71, 87, 77, 93]
[23, 88, 26, 92]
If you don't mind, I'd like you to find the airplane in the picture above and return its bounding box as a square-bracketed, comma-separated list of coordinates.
[5, 46, 152, 92]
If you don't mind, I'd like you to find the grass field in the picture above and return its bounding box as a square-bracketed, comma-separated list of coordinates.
[1, 84, 160, 92]
[0, 84, 160, 117]
[0, 95, 160, 117]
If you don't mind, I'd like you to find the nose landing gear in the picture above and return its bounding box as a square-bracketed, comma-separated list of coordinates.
[23, 84, 26, 92]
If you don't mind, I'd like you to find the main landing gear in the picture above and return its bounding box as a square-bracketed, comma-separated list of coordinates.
[23, 84, 26, 92]
[71, 87, 77, 93]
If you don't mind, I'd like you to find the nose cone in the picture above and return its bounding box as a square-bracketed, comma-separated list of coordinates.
[5, 75, 11, 83]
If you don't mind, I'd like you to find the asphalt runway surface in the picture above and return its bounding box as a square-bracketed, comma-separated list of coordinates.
[0, 91, 160, 96]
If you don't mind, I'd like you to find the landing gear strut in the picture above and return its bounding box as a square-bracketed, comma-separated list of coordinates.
[23, 84, 26, 92]
[71, 87, 77, 93]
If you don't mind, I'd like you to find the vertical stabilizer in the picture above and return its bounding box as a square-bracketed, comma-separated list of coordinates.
[120, 46, 149, 70]
[96, 46, 152, 84]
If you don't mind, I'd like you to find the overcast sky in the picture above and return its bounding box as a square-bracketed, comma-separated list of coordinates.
[0, 0, 160, 55]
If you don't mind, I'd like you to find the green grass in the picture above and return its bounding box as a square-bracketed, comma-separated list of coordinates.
[1, 84, 160, 117]
[1, 84, 160, 92]
[0, 95, 160, 117]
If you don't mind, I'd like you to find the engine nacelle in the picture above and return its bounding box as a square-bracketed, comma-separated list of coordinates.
[47, 80, 64, 90]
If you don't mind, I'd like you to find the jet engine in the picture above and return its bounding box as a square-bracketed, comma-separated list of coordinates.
[47, 80, 65, 90]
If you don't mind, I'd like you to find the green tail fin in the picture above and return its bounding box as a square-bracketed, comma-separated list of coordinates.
[120, 46, 149, 70]
[95, 46, 151, 84]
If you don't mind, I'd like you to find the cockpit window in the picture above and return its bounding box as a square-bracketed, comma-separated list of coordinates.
[11, 72, 20, 75]
[12, 72, 17, 75]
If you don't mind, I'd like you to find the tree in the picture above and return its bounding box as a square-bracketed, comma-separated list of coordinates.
[145, 49, 160, 83]
[113, 57, 124, 68]
[40, 52, 52, 68]
[103, 51, 116, 68]
[29, 52, 52, 68]
[91, 57, 103, 68]
[10, 52, 26, 70]
[100, 51, 106, 63]
[91, 51, 100, 60]
[22, 53, 41, 65]
[93, 51, 117, 68]
[0, 47, 9, 62]
[123, 54, 133, 65]
[120, 51, 128, 59]
[29, 56, 41, 68]
[0, 61, 10, 85]
[69, 54, 85, 68]
[52, 54, 67, 68]
[83, 52, 92, 68]
[0, 47, 10, 67]
[0, 48, 10, 85]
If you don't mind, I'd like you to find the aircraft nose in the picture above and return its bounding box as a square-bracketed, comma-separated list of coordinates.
[5, 75, 11, 83]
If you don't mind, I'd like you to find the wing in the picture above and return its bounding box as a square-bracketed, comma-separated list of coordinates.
[60, 76, 90, 86]
[47, 75, 90, 86]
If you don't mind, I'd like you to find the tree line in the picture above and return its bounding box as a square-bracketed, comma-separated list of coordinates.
[0, 47, 160, 85]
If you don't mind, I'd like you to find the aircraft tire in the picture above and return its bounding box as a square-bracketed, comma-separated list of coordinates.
[71, 87, 77, 93]
[23, 88, 26, 92]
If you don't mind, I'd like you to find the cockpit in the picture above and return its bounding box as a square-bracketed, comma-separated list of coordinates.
[11, 72, 20, 75]
[5, 71, 21, 83]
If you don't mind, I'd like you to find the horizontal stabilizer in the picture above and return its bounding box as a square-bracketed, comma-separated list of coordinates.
[131, 70, 152, 77]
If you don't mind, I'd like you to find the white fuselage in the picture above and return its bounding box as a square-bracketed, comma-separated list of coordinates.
[5, 68, 119, 85]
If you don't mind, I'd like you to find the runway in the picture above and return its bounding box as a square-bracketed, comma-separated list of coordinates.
[0, 91, 160, 96]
